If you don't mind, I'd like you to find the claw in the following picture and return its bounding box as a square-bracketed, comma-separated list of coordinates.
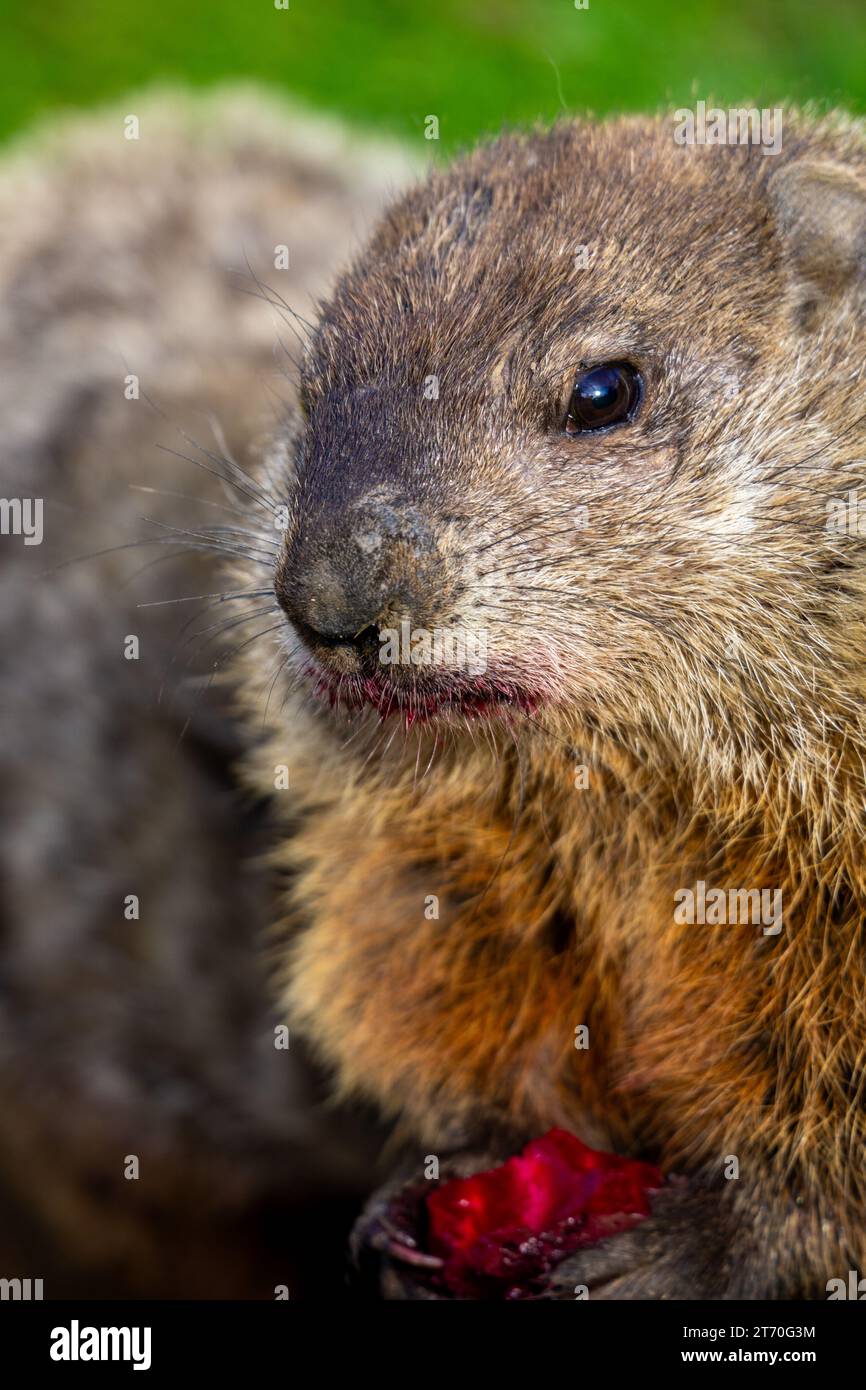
[383, 1237, 444, 1270]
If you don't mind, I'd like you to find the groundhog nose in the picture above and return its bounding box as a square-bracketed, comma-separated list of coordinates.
[279, 554, 394, 647]
[276, 497, 443, 654]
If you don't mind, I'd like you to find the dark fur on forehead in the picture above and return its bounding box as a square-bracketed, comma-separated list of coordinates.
[306, 114, 865, 420]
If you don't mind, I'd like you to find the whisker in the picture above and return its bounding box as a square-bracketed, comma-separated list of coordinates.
[137, 587, 272, 609]
[170, 618, 286, 746]
[236, 252, 317, 337]
[138, 380, 279, 513]
[139, 515, 279, 565]
[158, 602, 280, 703]
[128, 483, 255, 521]
[153, 442, 275, 517]
[40, 536, 273, 578]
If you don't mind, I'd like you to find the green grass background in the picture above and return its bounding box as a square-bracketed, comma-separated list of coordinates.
[1, 0, 864, 150]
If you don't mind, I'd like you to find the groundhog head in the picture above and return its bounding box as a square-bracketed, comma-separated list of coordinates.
[274, 115, 866, 766]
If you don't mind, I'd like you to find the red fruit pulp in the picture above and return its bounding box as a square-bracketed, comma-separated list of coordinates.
[425, 1128, 664, 1298]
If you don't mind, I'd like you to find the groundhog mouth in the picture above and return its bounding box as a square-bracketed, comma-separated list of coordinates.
[306, 666, 542, 725]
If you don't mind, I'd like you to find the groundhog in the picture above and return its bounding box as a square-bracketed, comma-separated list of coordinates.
[230, 109, 866, 1299]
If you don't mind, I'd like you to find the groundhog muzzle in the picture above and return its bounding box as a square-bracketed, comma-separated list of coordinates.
[234, 111, 866, 1299]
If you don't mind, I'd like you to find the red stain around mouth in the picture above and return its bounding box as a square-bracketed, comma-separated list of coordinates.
[306, 665, 542, 725]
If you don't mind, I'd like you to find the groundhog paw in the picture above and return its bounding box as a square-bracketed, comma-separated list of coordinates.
[545, 1180, 737, 1300]
[350, 1159, 774, 1300]
[350, 1150, 504, 1300]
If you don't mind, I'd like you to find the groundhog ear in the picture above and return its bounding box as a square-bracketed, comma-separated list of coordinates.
[769, 160, 866, 318]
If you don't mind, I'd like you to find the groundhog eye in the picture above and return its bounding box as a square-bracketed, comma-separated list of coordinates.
[564, 362, 642, 434]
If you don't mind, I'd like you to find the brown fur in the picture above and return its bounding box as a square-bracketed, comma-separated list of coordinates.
[235, 110, 866, 1297]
